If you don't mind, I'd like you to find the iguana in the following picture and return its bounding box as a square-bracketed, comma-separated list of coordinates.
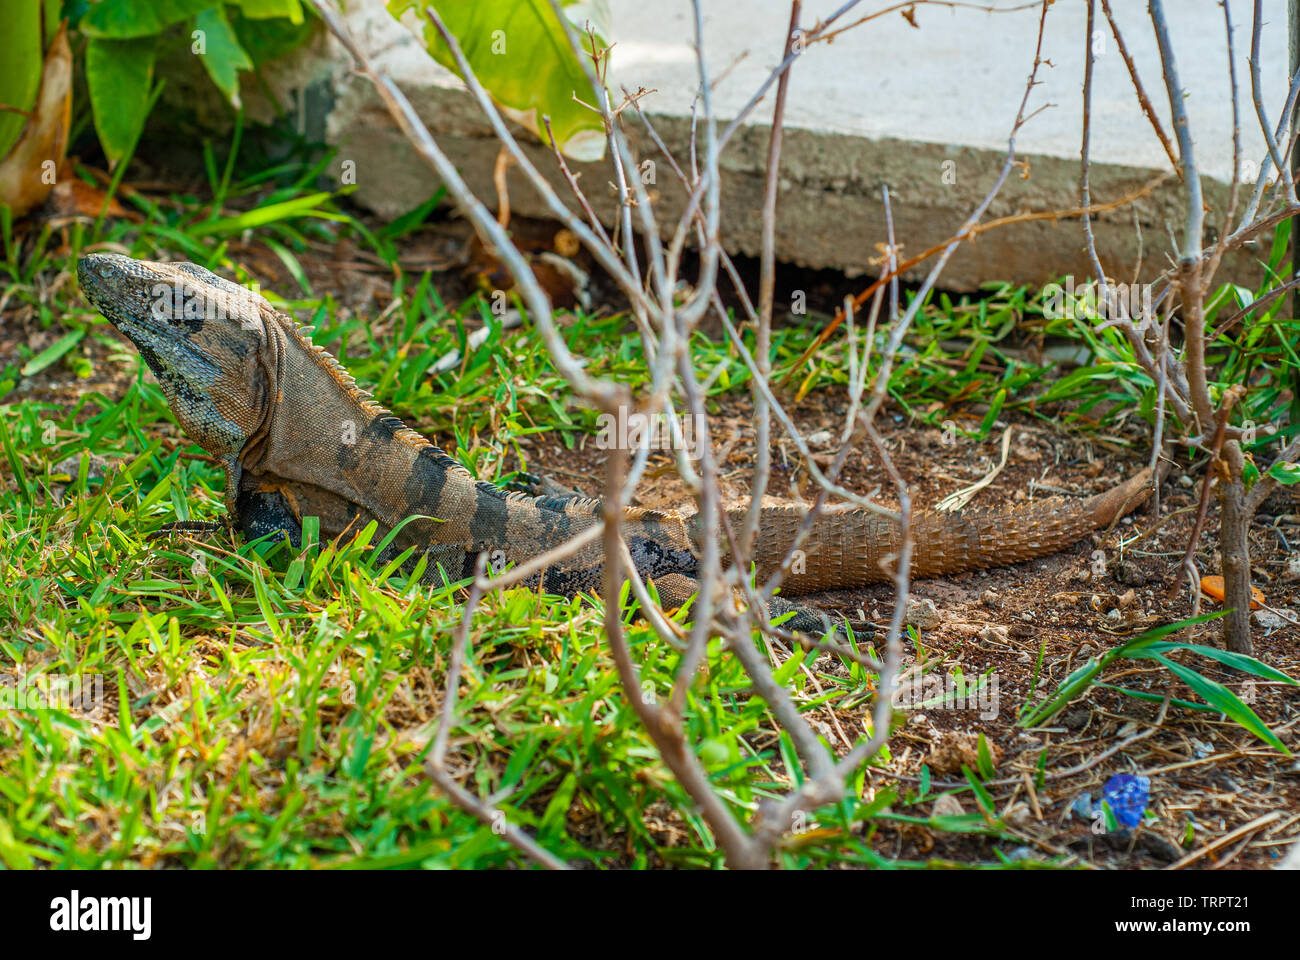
[78, 253, 1154, 632]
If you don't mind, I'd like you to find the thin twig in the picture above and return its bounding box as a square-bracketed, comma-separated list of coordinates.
[1168, 385, 1245, 601]
[742, 0, 802, 560]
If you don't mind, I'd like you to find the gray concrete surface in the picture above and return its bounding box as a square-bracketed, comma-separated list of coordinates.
[257, 0, 1291, 290]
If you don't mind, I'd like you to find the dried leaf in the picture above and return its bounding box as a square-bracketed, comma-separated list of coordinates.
[0, 22, 71, 217]
[1199, 575, 1263, 610]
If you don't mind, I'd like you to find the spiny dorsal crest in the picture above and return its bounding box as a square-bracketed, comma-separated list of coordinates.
[269, 303, 461, 460]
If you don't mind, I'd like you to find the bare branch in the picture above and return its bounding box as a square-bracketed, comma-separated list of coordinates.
[1149, 0, 1204, 263]
[1248, 0, 1295, 202]
[742, 0, 802, 560]
[1099, 0, 1180, 174]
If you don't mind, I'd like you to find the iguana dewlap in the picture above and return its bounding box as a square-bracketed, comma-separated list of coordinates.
[78, 253, 1153, 630]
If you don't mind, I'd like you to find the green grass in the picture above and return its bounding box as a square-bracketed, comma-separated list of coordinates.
[2, 128, 1298, 868]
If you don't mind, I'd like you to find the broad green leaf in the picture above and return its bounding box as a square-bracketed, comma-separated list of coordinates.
[1229, 283, 1255, 311]
[389, 0, 608, 161]
[777, 729, 804, 787]
[1021, 614, 1227, 728]
[195, 7, 254, 107]
[1098, 802, 1118, 833]
[378, 188, 448, 240]
[926, 813, 1004, 835]
[771, 644, 807, 686]
[344, 729, 373, 779]
[232, 0, 304, 22]
[86, 37, 157, 166]
[0, 1, 43, 161]
[0, 817, 36, 870]
[1099, 684, 1219, 713]
[1142, 642, 1298, 685]
[1268, 460, 1300, 485]
[539, 771, 577, 840]
[232, 7, 316, 66]
[0, 417, 31, 505]
[1268, 216, 1290, 272]
[1153, 654, 1289, 753]
[1242, 459, 1260, 487]
[43, 0, 62, 43]
[1114, 611, 1224, 654]
[80, 0, 215, 38]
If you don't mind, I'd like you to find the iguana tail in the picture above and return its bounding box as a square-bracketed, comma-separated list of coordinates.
[741, 468, 1154, 593]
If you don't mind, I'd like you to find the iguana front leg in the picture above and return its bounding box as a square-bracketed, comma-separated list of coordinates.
[235, 482, 302, 546]
[504, 471, 588, 500]
[148, 453, 244, 542]
[151, 464, 305, 547]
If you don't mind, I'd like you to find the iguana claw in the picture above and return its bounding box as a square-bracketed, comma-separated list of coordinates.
[146, 520, 225, 542]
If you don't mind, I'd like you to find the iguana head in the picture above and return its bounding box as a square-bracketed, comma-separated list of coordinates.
[78, 253, 273, 460]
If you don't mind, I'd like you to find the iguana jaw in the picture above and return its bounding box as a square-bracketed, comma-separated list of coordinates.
[78, 253, 272, 464]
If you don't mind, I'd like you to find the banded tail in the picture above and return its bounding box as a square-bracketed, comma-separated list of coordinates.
[740, 469, 1154, 594]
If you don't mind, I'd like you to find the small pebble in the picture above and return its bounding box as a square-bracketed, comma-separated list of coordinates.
[932, 794, 964, 817]
[1252, 609, 1287, 631]
[904, 597, 941, 631]
[1282, 554, 1300, 582]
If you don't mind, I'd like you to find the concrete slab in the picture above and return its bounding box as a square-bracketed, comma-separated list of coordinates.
[261, 0, 1291, 290]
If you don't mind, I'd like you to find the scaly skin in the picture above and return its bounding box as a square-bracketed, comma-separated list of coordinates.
[78, 254, 1154, 631]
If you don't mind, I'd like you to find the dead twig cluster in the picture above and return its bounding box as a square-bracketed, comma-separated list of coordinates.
[1076, 0, 1300, 655]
